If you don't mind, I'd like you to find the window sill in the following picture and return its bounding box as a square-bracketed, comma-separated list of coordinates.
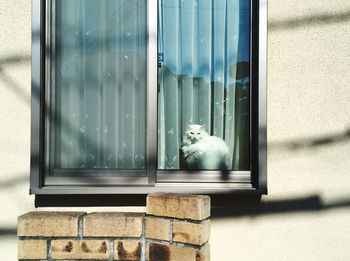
[31, 182, 261, 195]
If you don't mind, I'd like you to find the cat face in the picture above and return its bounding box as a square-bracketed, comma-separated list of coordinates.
[185, 123, 206, 143]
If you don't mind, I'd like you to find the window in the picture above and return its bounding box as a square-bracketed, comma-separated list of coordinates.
[31, 0, 266, 195]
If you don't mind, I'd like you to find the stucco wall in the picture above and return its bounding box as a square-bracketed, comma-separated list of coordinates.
[1, 0, 350, 260]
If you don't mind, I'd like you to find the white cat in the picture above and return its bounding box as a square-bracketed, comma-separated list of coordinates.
[182, 123, 230, 170]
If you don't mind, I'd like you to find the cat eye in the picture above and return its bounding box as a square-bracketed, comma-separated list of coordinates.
[31, 0, 267, 199]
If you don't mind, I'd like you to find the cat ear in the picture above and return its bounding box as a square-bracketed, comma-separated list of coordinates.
[200, 124, 206, 130]
[185, 123, 191, 130]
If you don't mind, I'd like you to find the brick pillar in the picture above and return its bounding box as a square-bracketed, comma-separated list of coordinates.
[145, 193, 210, 261]
[17, 193, 210, 261]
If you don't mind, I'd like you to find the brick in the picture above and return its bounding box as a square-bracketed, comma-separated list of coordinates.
[114, 240, 141, 260]
[51, 240, 110, 260]
[146, 193, 210, 221]
[145, 217, 171, 241]
[83, 212, 144, 237]
[18, 240, 47, 260]
[172, 220, 210, 246]
[18, 211, 85, 237]
[146, 242, 210, 261]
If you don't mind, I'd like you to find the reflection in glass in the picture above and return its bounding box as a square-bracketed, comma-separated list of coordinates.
[158, 0, 250, 170]
[48, 0, 147, 170]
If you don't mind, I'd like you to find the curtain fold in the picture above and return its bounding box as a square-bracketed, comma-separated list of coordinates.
[52, 0, 147, 170]
[158, 0, 250, 170]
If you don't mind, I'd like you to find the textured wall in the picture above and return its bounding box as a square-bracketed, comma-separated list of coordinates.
[1, 0, 350, 260]
[0, 1, 32, 259]
[211, 0, 350, 260]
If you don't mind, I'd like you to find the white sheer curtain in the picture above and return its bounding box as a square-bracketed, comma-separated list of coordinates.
[51, 0, 147, 170]
[158, 0, 250, 170]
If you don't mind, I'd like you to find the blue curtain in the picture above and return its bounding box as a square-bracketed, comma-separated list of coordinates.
[158, 0, 250, 170]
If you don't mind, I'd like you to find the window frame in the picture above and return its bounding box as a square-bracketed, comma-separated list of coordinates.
[30, 0, 267, 195]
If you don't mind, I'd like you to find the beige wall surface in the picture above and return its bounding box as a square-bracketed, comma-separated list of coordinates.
[1, 0, 350, 260]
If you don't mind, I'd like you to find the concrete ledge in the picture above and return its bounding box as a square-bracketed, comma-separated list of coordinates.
[18, 211, 85, 237]
[146, 193, 211, 221]
[83, 212, 144, 237]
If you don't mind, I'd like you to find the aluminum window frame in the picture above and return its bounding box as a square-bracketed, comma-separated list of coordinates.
[30, 0, 267, 195]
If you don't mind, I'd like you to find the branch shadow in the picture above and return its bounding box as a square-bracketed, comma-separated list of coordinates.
[269, 9, 350, 31]
[0, 54, 31, 106]
[0, 174, 28, 189]
[0, 55, 30, 65]
[0, 70, 31, 106]
[269, 128, 350, 151]
[211, 194, 350, 218]
[0, 228, 17, 236]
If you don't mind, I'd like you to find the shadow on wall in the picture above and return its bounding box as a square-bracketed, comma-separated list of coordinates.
[0, 173, 29, 189]
[0, 228, 17, 237]
[211, 194, 350, 218]
[0, 55, 31, 105]
[269, 128, 350, 151]
[1, 195, 350, 236]
[269, 9, 350, 31]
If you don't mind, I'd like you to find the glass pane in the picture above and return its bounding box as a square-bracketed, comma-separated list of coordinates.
[158, 0, 250, 171]
[48, 0, 147, 171]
